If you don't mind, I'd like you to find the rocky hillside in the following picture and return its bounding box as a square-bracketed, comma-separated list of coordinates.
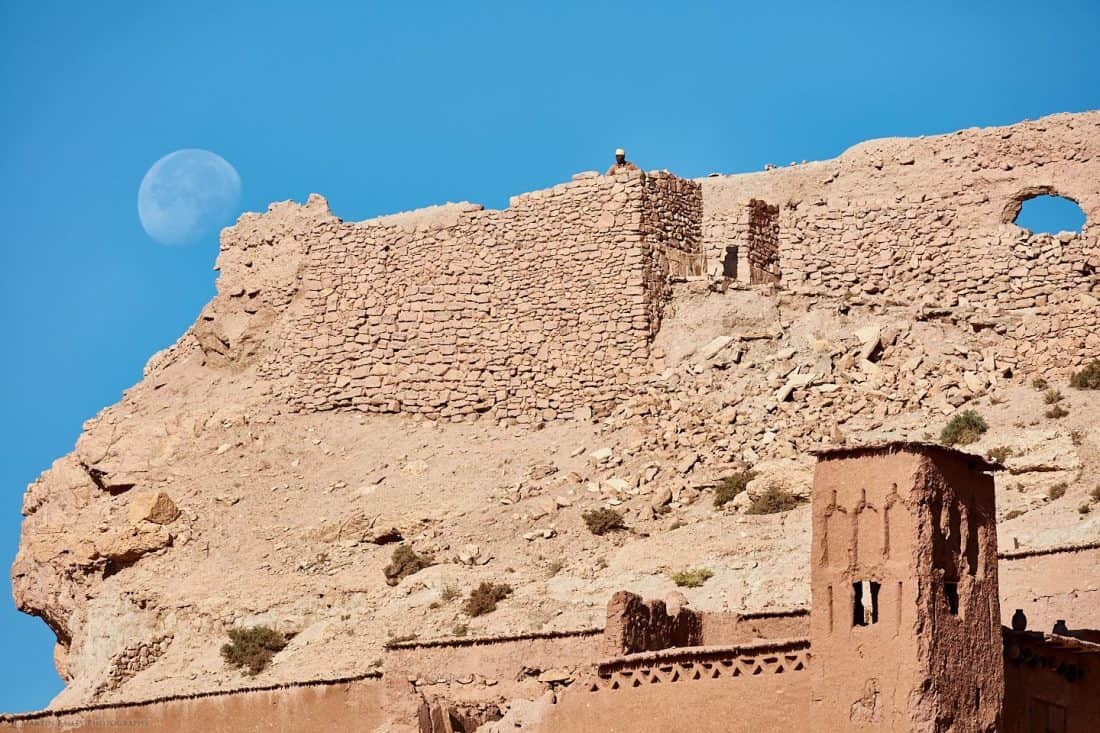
[11, 112, 1099, 709]
[13, 277, 1098, 708]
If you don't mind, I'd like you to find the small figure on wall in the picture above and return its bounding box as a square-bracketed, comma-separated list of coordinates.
[606, 148, 641, 175]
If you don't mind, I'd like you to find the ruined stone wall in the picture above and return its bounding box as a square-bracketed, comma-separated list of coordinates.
[206, 171, 700, 423]
[641, 172, 705, 281]
[702, 111, 1100, 372]
[601, 591, 702, 656]
[700, 198, 780, 282]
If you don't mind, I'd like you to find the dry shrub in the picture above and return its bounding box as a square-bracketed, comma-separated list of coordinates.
[1048, 483, 1068, 501]
[1042, 388, 1064, 404]
[745, 485, 804, 515]
[1031, 377, 1049, 390]
[1070, 360, 1100, 389]
[464, 582, 513, 617]
[221, 626, 287, 676]
[671, 568, 714, 588]
[583, 508, 625, 536]
[1045, 404, 1070, 419]
[714, 470, 756, 508]
[1003, 509, 1025, 521]
[985, 446, 1013, 464]
[940, 411, 988, 446]
[384, 545, 434, 586]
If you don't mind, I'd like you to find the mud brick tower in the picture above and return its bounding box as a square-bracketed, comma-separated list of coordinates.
[809, 443, 1003, 732]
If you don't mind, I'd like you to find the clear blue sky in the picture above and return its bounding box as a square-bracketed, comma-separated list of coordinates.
[1, 0, 1096, 713]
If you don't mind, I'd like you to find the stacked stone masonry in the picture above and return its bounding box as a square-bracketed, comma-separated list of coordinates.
[214, 171, 701, 422]
[703, 112, 1099, 372]
[197, 112, 1097, 430]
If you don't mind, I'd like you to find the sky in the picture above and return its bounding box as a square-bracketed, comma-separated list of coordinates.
[1, 0, 1097, 713]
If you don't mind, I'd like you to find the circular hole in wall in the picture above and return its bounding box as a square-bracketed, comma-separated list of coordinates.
[1012, 194, 1085, 235]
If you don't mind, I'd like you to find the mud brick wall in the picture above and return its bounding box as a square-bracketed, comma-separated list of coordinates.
[602, 591, 703, 656]
[214, 171, 700, 423]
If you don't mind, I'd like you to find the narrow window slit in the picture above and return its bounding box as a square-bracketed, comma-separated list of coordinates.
[944, 581, 959, 615]
[852, 580, 880, 626]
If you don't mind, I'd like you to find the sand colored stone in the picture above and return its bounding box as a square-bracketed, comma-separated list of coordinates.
[8, 112, 1100, 724]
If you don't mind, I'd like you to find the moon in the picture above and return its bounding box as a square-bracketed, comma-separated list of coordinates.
[138, 149, 242, 246]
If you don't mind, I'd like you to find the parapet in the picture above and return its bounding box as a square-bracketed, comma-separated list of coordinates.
[811, 440, 1003, 473]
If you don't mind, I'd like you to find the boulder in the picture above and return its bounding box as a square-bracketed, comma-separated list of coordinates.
[127, 491, 180, 526]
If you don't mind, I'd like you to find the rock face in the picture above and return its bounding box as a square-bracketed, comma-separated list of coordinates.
[10, 111, 1100, 709]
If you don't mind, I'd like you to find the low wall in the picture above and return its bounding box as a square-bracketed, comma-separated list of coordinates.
[0, 674, 387, 733]
[540, 639, 811, 733]
[385, 629, 603, 706]
[998, 544, 1100, 633]
[700, 608, 809, 645]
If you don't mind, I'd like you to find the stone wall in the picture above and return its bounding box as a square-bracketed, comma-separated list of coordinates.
[203, 171, 700, 423]
[701, 111, 1100, 372]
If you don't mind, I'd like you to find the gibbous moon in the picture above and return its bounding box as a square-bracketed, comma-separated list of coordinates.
[138, 149, 242, 246]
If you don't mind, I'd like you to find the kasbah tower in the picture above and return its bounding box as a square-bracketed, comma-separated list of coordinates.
[810, 444, 1002, 732]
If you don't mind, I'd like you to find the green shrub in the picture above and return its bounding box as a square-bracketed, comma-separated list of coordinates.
[714, 470, 756, 508]
[745, 486, 804, 515]
[670, 568, 714, 588]
[464, 582, 513, 617]
[1048, 483, 1068, 501]
[1031, 377, 1049, 390]
[1045, 404, 1070, 419]
[384, 545, 434, 586]
[1069, 360, 1100, 390]
[940, 411, 988, 446]
[985, 446, 1013, 464]
[1003, 509, 1025, 521]
[1043, 389, 1064, 404]
[583, 508, 625, 536]
[221, 626, 287, 676]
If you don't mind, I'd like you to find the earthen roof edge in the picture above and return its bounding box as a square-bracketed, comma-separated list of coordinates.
[810, 441, 1002, 472]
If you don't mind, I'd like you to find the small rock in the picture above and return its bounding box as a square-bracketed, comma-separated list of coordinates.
[128, 491, 180, 526]
[537, 669, 573, 684]
[589, 448, 613, 464]
[676, 453, 699, 475]
[699, 336, 734, 361]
